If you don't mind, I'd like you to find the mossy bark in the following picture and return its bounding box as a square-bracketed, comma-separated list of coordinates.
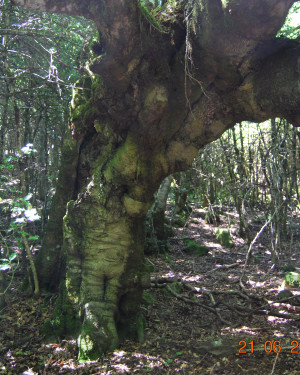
[13, 0, 300, 360]
[63, 173, 151, 359]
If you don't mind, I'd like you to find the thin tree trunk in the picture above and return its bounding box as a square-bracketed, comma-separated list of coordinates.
[34, 131, 83, 290]
[151, 175, 173, 240]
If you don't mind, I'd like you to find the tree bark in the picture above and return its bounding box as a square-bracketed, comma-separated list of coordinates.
[64, 185, 150, 359]
[34, 131, 82, 290]
[11, 0, 300, 359]
[151, 175, 173, 240]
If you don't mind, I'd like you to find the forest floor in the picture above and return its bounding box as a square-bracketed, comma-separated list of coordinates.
[1, 204, 300, 374]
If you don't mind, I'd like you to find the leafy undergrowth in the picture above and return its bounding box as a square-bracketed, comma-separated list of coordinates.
[1, 206, 300, 374]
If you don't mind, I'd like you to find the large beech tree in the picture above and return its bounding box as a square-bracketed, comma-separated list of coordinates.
[12, 0, 300, 360]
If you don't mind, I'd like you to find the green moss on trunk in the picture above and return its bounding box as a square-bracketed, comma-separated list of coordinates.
[62, 176, 150, 359]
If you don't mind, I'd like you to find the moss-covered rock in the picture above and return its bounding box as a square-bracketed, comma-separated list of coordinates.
[215, 229, 233, 247]
[78, 325, 101, 362]
[183, 238, 210, 256]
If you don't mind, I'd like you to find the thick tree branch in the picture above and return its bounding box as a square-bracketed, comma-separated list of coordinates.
[220, 0, 295, 40]
[11, 0, 95, 18]
[188, 0, 295, 62]
[234, 40, 300, 126]
[12, 0, 141, 57]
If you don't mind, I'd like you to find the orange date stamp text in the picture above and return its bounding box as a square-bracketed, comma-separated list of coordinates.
[238, 340, 300, 354]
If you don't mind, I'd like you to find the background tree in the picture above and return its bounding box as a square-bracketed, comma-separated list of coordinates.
[0, 0, 95, 312]
[186, 118, 300, 264]
[9, 0, 300, 360]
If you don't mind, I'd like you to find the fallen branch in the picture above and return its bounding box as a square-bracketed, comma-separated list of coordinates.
[150, 276, 300, 325]
[164, 284, 232, 325]
[225, 302, 300, 320]
[206, 262, 241, 274]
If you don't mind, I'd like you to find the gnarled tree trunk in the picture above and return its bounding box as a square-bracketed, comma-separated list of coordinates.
[12, 0, 300, 359]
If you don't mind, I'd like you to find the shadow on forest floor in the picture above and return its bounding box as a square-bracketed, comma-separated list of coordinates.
[1, 205, 300, 374]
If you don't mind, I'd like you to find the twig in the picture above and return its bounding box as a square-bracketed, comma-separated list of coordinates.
[22, 231, 39, 295]
[150, 277, 180, 285]
[241, 202, 285, 281]
[270, 352, 279, 375]
[206, 262, 241, 274]
[165, 284, 231, 325]
[182, 282, 250, 301]
[240, 219, 271, 280]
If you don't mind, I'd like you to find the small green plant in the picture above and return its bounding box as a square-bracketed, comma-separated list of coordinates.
[139, 0, 165, 32]
[284, 272, 300, 288]
[183, 238, 209, 256]
[173, 215, 186, 227]
[9, 193, 40, 295]
[142, 290, 156, 305]
[215, 228, 233, 247]
[163, 251, 172, 266]
[169, 282, 183, 294]
[0, 251, 18, 272]
[282, 264, 296, 272]
[163, 358, 174, 365]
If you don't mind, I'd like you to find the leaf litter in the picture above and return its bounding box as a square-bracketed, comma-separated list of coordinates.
[1, 205, 300, 374]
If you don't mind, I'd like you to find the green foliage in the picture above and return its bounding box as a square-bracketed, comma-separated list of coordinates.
[139, 0, 167, 32]
[162, 281, 183, 297]
[282, 264, 296, 272]
[145, 262, 156, 273]
[215, 229, 233, 247]
[145, 236, 165, 253]
[183, 238, 209, 256]
[284, 272, 300, 288]
[142, 290, 156, 305]
[169, 282, 183, 294]
[0, 153, 40, 294]
[0, 252, 18, 272]
[0, 2, 98, 200]
[173, 215, 186, 227]
[278, 3, 300, 40]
